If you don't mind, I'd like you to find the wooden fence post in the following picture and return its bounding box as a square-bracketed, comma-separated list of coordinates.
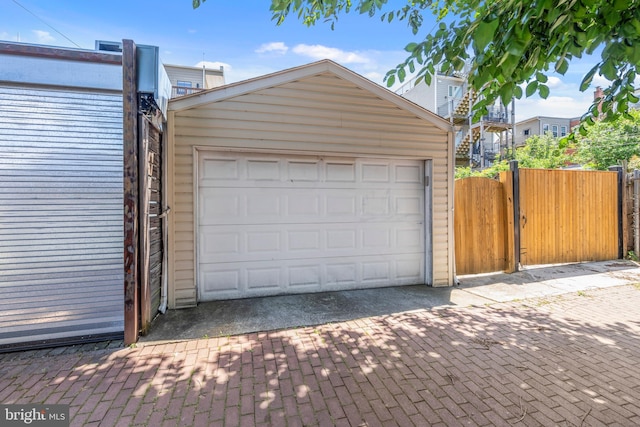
[500, 171, 516, 273]
[634, 170, 640, 258]
[123, 39, 139, 346]
[510, 160, 520, 271]
[609, 166, 624, 259]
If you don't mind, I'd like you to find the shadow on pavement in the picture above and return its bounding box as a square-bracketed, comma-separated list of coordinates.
[140, 284, 489, 343]
[141, 260, 640, 343]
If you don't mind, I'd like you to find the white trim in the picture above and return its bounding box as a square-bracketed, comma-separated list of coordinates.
[424, 159, 433, 285]
[192, 145, 200, 304]
[447, 130, 455, 285]
[166, 111, 177, 309]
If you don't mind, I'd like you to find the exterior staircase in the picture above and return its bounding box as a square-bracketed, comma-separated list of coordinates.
[438, 89, 478, 125]
[455, 127, 481, 158]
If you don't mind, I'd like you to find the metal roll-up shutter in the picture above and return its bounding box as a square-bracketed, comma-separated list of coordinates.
[0, 85, 124, 349]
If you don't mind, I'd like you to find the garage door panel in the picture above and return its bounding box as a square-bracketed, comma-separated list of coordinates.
[197, 152, 426, 301]
[200, 222, 423, 262]
[198, 188, 422, 225]
[199, 154, 424, 189]
[198, 253, 424, 300]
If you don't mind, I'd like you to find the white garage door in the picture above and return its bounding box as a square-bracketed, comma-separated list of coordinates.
[197, 152, 428, 301]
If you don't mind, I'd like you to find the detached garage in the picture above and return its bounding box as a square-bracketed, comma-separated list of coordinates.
[166, 60, 454, 308]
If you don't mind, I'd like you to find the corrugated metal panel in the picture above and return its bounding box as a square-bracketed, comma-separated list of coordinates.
[0, 85, 124, 348]
[169, 72, 451, 308]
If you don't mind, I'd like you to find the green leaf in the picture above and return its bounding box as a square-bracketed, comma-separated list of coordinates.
[579, 124, 587, 136]
[513, 85, 523, 99]
[579, 64, 599, 91]
[386, 74, 395, 87]
[536, 72, 548, 83]
[555, 57, 569, 75]
[398, 67, 406, 82]
[404, 42, 418, 52]
[526, 81, 539, 97]
[499, 84, 513, 106]
[359, 0, 373, 14]
[539, 84, 550, 98]
[474, 18, 499, 52]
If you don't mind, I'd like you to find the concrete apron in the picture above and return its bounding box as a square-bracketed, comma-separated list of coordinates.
[139, 260, 640, 345]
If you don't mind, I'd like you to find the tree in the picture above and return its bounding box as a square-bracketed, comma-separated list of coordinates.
[455, 133, 575, 179]
[513, 133, 575, 169]
[193, 0, 640, 131]
[575, 109, 640, 170]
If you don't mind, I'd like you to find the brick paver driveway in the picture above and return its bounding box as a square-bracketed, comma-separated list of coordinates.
[2, 284, 640, 426]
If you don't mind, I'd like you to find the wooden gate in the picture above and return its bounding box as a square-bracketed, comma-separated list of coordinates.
[519, 168, 618, 265]
[455, 166, 620, 275]
[139, 117, 164, 332]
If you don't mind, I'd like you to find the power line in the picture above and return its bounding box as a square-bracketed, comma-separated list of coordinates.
[11, 0, 81, 48]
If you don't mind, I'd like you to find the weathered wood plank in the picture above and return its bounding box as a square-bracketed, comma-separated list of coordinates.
[122, 39, 138, 346]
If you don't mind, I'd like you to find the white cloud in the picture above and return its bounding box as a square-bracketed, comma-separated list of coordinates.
[195, 61, 231, 71]
[255, 42, 288, 55]
[362, 71, 383, 82]
[188, 29, 197, 34]
[292, 44, 370, 64]
[546, 76, 562, 88]
[32, 30, 54, 43]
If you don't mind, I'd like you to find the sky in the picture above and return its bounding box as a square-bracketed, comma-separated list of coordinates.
[0, 0, 611, 122]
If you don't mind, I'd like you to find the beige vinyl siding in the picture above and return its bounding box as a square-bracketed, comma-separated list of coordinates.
[168, 69, 452, 308]
[164, 65, 225, 91]
[165, 67, 204, 88]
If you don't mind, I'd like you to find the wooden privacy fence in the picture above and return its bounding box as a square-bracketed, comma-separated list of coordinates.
[455, 164, 622, 275]
[454, 177, 509, 275]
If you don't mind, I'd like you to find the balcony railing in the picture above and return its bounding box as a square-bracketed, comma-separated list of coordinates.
[437, 86, 467, 117]
[171, 86, 205, 98]
[483, 105, 509, 123]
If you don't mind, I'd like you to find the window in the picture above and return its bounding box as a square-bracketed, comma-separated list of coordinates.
[561, 126, 567, 136]
[448, 85, 461, 98]
[523, 128, 530, 136]
[552, 125, 559, 137]
[176, 80, 192, 95]
[543, 124, 550, 134]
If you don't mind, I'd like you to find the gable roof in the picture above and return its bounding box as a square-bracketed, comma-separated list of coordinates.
[168, 59, 452, 132]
